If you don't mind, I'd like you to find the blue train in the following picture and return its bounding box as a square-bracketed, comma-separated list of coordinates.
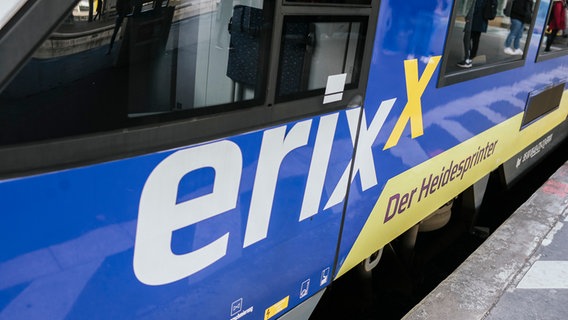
[1, 0, 567, 319]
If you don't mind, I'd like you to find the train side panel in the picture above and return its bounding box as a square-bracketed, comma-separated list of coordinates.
[1, 0, 568, 318]
[0, 110, 357, 319]
[335, 0, 568, 277]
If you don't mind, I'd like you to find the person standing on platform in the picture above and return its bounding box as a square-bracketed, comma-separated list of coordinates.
[457, 0, 496, 68]
[503, 0, 534, 56]
[545, 0, 566, 52]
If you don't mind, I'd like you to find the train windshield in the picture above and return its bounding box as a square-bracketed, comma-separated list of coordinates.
[0, 0, 270, 145]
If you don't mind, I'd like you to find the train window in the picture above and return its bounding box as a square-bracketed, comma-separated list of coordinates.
[536, 0, 568, 60]
[0, 0, 271, 146]
[276, 16, 367, 101]
[439, 0, 539, 86]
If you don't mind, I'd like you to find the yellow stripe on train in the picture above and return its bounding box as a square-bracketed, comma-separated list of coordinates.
[336, 90, 568, 278]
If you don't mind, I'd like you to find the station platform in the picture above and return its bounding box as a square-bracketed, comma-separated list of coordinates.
[403, 160, 568, 320]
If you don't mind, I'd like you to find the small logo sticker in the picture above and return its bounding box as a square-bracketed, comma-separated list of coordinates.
[300, 279, 310, 298]
[231, 298, 243, 316]
[320, 267, 330, 286]
[264, 296, 289, 320]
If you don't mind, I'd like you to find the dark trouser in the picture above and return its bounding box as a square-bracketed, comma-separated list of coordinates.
[546, 29, 560, 50]
[463, 30, 481, 60]
[108, 15, 125, 54]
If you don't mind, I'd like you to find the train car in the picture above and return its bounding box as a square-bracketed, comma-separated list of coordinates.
[1, 0, 567, 319]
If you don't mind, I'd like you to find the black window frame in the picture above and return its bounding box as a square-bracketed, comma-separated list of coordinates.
[437, 0, 541, 87]
[0, 0, 380, 178]
[535, 0, 568, 62]
[1, 0, 275, 146]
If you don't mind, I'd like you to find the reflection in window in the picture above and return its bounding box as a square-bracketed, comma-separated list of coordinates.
[445, 0, 534, 74]
[0, 0, 268, 145]
[277, 16, 366, 99]
[540, 0, 568, 54]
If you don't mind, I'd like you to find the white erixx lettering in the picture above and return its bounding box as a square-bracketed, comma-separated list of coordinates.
[325, 99, 396, 209]
[134, 141, 242, 285]
[299, 114, 338, 221]
[243, 120, 312, 247]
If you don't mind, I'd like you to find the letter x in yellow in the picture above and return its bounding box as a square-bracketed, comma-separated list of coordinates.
[383, 56, 441, 150]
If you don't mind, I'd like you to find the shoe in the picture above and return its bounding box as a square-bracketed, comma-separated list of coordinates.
[513, 48, 523, 55]
[456, 59, 472, 68]
[504, 47, 515, 55]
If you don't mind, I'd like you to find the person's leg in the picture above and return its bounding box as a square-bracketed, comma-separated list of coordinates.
[107, 15, 124, 54]
[470, 31, 481, 58]
[504, 21, 516, 55]
[89, 0, 94, 21]
[462, 30, 472, 60]
[94, 0, 102, 20]
[505, 25, 514, 48]
[512, 19, 523, 49]
[546, 29, 559, 51]
[458, 21, 473, 67]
